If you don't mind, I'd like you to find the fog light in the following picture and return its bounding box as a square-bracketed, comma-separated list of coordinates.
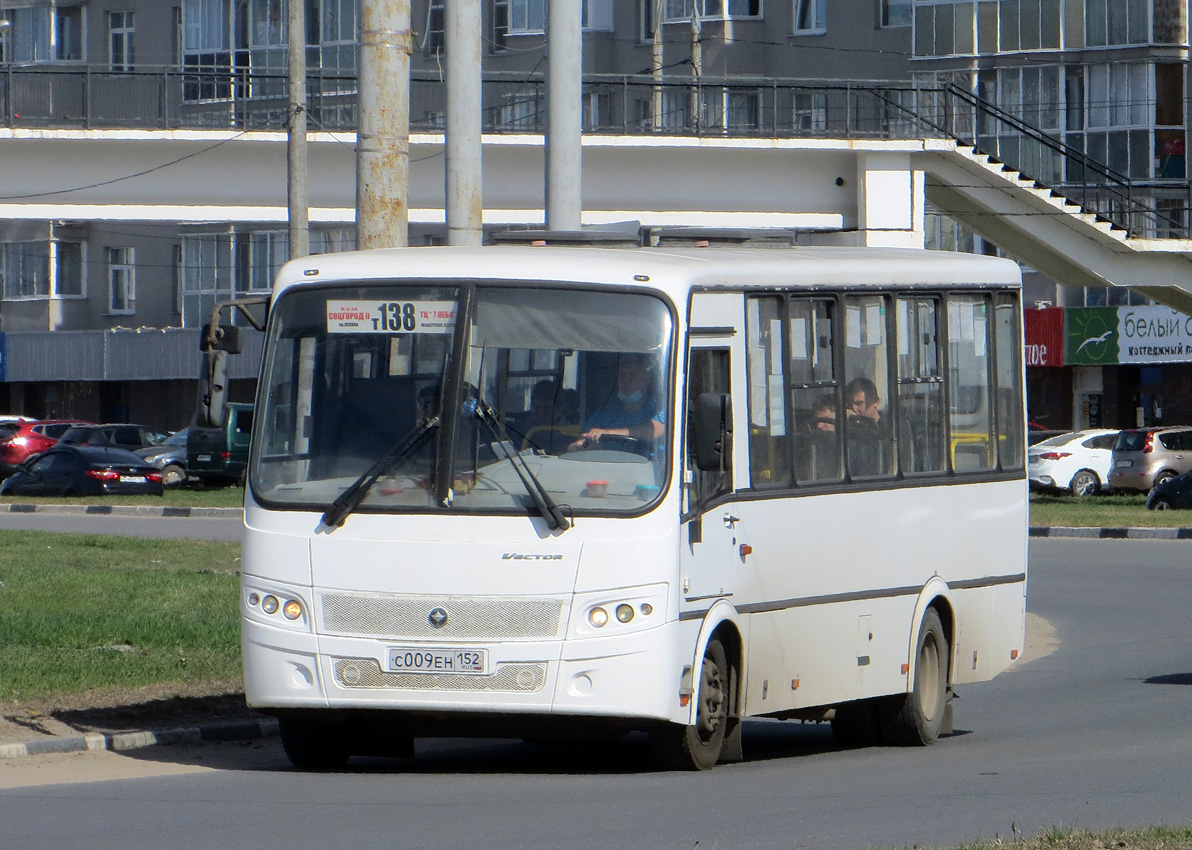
[247, 593, 260, 607]
[588, 607, 609, 628]
[283, 599, 303, 620]
[261, 595, 280, 614]
[616, 604, 634, 623]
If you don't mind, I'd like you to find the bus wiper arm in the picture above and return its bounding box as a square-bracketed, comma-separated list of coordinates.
[471, 401, 570, 532]
[321, 417, 440, 530]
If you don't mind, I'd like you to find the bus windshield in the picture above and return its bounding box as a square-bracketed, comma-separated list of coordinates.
[253, 282, 674, 517]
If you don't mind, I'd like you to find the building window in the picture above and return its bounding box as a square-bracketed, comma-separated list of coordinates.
[9, 4, 84, 63]
[320, 0, 358, 74]
[107, 248, 136, 315]
[914, 1, 975, 56]
[583, 0, 615, 30]
[661, 0, 761, 22]
[1, 241, 82, 299]
[181, 233, 234, 327]
[510, 0, 546, 33]
[419, 0, 445, 53]
[882, 0, 912, 27]
[247, 231, 288, 292]
[1085, 0, 1149, 47]
[109, 11, 135, 71]
[311, 228, 356, 254]
[793, 0, 825, 33]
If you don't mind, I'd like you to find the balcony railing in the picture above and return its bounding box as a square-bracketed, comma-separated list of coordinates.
[2, 65, 1187, 238]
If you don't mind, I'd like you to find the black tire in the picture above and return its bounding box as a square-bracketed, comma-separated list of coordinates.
[1069, 469, 1099, 497]
[279, 715, 352, 771]
[651, 638, 729, 770]
[1151, 497, 1173, 511]
[831, 699, 883, 748]
[880, 608, 949, 746]
[160, 464, 186, 487]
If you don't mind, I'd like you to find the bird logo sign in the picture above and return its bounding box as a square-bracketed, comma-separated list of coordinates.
[1066, 308, 1118, 365]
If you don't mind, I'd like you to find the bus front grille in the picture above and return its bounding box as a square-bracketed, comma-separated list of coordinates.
[319, 593, 566, 640]
[332, 658, 547, 692]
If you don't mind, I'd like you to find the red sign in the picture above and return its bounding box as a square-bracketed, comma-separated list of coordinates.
[1023, 307, 1065, 367]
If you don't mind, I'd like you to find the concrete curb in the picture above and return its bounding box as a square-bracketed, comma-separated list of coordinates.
[0, 503, 242, 518]
[1029, 525, 1192, 539]
[0, 718, 279, 760]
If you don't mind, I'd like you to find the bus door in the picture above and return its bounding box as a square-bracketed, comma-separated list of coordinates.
[681, 295, 745, 608]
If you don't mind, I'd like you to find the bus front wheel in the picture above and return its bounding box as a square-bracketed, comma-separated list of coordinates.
[880, 608, 949, 746]
[651, 638, 729, 770]
[279, 714, 352, 771]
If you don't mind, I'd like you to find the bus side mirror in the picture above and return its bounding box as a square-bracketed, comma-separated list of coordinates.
[200, 323, 242, 354]
[692, 392, 731, 472]
[195, 349, 229, 429]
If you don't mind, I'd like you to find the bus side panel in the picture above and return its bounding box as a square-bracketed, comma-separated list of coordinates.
[950, 580, 1027, 686]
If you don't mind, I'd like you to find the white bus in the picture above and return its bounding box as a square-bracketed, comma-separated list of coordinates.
[230, 243, 1028, 771]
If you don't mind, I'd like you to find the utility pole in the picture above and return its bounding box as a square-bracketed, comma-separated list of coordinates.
[446, 0, 483, 246]
[357, 0, 412, 248]
[651, 0, 664, 131]
[287, 0, 309, 259]
[546, 0, 582, 231]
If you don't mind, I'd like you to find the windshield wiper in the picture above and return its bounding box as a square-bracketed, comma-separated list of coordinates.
[320, 417, 440, 530]
[470, 400, 570, 532]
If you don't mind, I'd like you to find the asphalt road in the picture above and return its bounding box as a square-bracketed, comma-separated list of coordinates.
[0, 512, 244, 541]
[1, 538, 1190, 850]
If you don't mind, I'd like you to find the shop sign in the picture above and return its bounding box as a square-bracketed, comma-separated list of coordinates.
[1066, 306, 1192, 365]
[1023, 307, 1065, 366]
[1066, 307, 1118, 365]
[1117, 306, 1192, 364]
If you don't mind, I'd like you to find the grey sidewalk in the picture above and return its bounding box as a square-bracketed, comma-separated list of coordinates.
[0, 718, 279, 760]
[0, 503, 241, 518]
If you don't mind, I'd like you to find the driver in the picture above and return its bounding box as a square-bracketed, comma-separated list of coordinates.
[570, 353, 665, 450]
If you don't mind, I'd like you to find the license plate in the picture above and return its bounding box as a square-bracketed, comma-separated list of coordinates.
[197, 453, 212, 462]
[1115, 459, 1133, 468]
[119, 475, 145, 483]
[387, 646, 488, 675]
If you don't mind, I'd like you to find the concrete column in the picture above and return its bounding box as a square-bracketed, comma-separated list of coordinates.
[546, 0, 583, 232]
[357, 0, 411, 248]
[855, 152, 925, 248]
[287, 0, 309, 259]
[446, 0, 483, 246]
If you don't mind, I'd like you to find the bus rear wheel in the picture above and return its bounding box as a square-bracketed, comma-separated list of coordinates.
[279, 714, 352, 771]
[651, 638, 729, 770]
[880, 608, 949, 746]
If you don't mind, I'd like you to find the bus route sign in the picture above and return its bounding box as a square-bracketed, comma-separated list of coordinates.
[326, 300, 458, 334]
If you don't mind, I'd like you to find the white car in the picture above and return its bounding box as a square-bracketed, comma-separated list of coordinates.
[1028, 429, 1120, 496]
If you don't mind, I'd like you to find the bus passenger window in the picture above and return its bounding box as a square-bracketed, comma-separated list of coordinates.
[745, 297, 791, 488]
[994, 293, 1025, 471]
[844, 295, 894, 478]
[789, 298, 841, 483]
[896, 297, 946, 474]
[948, 294, 994, 472]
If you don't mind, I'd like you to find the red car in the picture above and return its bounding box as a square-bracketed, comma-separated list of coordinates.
[0, 419, 93, 476]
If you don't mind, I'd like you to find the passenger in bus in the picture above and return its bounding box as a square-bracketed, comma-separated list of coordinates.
[845, 376, 886, 476]
[570, 353, 664, 451]
[800, 394, 840, 480]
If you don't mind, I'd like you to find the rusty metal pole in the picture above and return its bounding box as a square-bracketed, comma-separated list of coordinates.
[287, 0, 309, 259]
[357, 0, 411, 248]
[446, 0, 483, 246]
[546, 0, 582, 232]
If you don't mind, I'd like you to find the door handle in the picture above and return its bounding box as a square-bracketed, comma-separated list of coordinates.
[723, 514, 740, 528]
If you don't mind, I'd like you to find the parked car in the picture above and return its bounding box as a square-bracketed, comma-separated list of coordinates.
[58, 423, 171, 452]
[0, 446, 164, 497]
[134, 428, 189, 487]
[1027, 429, 1120, 496]
[1109, 426, 1192, 493]
[0, 419, 94, 476]
[1147, 469, 1192, 510]
[188, 403, 253, 486]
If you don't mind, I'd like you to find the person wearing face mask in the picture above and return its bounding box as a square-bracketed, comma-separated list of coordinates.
[570, 353, 664, 450]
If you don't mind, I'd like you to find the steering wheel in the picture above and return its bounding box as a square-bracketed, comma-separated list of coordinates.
[575, 433, 652, 458]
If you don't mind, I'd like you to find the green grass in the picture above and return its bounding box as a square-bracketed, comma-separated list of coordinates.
[935, 825, 1192, 850]
[1029, 492, 1191, 528]
[0, 485, 245, 509]
[0, 530, 242, 703]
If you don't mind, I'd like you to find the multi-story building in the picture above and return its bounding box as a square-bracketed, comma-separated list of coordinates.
[0, 1, 1188, 430]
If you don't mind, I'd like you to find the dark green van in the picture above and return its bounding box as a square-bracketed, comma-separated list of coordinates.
[188, 402, 254, 486]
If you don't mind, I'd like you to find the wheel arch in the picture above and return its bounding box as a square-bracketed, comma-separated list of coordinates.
[907, 579, 955, 690]
[684, 600, 744, 726]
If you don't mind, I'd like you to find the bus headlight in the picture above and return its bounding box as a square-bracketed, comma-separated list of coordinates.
[573, 584, 668, 637]
[588, 607, 609, 628]
[261, 595, 280, 614]
[616, 604, 635, 623]
[283, 599, 303, 620]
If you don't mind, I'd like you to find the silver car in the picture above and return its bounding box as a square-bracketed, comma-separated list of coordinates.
[1109, 426, 1192, 493]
